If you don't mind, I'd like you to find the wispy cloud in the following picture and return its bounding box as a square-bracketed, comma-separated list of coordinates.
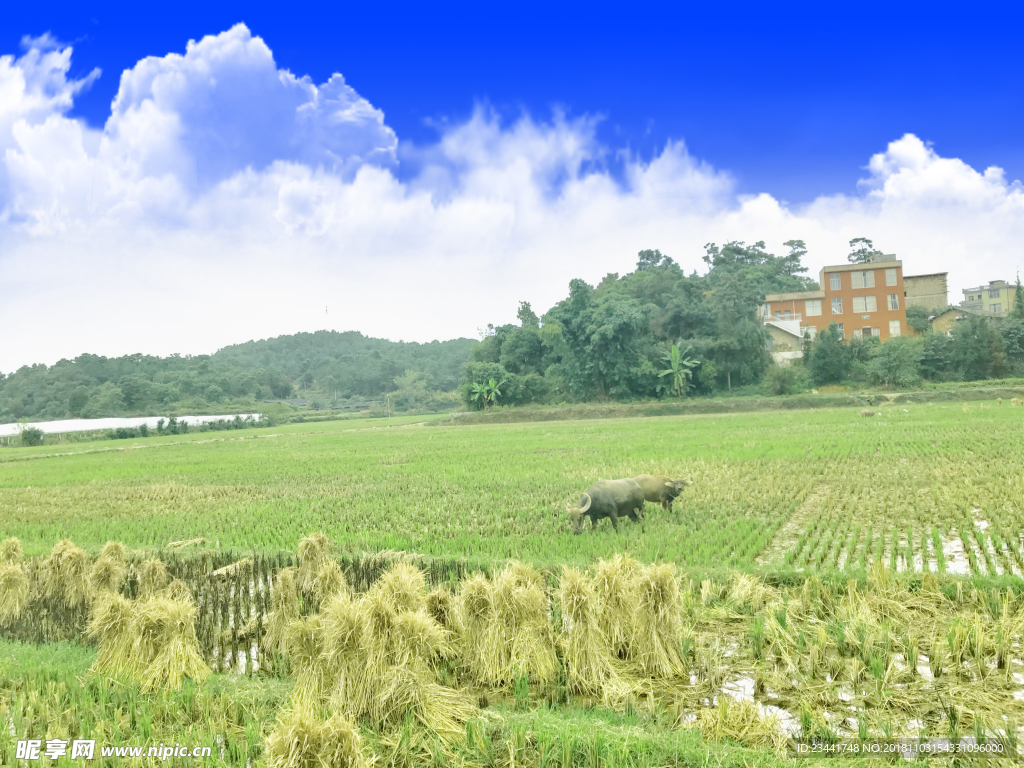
[0, 25, 1021, 372]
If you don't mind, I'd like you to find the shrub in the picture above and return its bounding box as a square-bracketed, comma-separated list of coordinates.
[19, 427, 44, 447]
[806, 324, 851, 385]
[762, 364, 811, 396]
[867, 337, 923, 389]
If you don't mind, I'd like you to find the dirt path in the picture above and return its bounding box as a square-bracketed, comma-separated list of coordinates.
[756, 484, 828, 564]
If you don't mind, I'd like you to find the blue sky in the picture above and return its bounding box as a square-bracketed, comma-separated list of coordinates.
[6, 1, 1023, 203]
[1, 3, 1022, 370]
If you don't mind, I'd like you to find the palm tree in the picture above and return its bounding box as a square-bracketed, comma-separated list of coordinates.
[658, 344, 697, 397]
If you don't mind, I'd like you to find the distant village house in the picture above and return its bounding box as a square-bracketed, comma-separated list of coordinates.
[760, 254, 910, 363]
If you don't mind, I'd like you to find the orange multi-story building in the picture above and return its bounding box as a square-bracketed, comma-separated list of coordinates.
[760, 255, 908, 342]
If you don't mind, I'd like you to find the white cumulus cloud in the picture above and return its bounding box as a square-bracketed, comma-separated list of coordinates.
[0, 27, 1022, 373]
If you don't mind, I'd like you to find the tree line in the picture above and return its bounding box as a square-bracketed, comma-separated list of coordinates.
[4, 243, 1022, 423]
[459, 241, 817, 406]
[0, 331, 473, 422]
[460, 246, 1024, 408]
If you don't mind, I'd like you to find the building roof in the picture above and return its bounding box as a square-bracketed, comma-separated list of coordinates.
[765, 320, 803, 338]
[963, 280, 1013, 292]
[904, 272, 948, 279]
[763, 289, 825, 301]
[821, 260, 901, 274]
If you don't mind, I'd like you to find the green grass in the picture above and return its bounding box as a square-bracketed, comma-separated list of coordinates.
[3, 402, 1024, 576]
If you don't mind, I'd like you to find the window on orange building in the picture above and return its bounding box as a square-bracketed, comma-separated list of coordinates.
[831, 298, 843, 314]
[851, 270, 875, 289]
[889, 320, 901, 337]
[830, 272, 841, 291]
[886, 268, 897, 286]
[805, 299, 821, 316]
[852, 296, 877, 313]
[887, 294, 899, 310]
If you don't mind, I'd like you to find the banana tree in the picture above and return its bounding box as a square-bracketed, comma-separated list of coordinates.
[484, 378, 505, 407]
[470, 382, 488, 410]
[658, 344, 697, 397]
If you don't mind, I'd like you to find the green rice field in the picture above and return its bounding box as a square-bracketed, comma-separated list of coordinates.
[3, 401, 1023, 573]
[3, 401, 1024, 767]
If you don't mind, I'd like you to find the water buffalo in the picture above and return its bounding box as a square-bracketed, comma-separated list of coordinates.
[566, 479, 645, 534]
[633, 474, 691, 511]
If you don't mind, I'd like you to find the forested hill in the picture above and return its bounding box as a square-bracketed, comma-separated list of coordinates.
[212, 331, 474, 396]
[0, 331, 475, 422]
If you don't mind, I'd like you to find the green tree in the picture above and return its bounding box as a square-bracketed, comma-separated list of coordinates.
[1012, 273, 1024, 320]
[703, 240, 817, 294]
[118, 374, 150, 410]
[636, 248, 675, 271]
[807, 323, 851, 384]
[657, 344, 697, 397]
[19, 426, 44, 447]
[762, 364, 811, 395]
[499, 326, 543, 375]
[919, 333, 954, 381]
[905, 305, 931, 334]
[516, 301, 540, 328]
[847, 237, 884, 264]
[68, 385, 90, 417]
[951, 316, 1006, 380]
[867, 337, 923, 388]
[469, 382, 488, 410]
[1000, 318, 1024, 366]
[484, 378, 504, 406]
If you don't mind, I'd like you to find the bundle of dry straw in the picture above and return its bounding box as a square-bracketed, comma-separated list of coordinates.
[458, 562, 557, 688]
[558, 566, 624, 698]
[297, 533, 334, 596]
[594, 554, 642, 659]
[40, 539, 91, 609]
[264, 708, 367, 768]
[138, 558, 170, 600]
[89, 556, 126, 595]
[0, 537, 29, 625]
[264, 567, 301, 658]
[630, 564, 687, 679]
[130, 597, 211, 691]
